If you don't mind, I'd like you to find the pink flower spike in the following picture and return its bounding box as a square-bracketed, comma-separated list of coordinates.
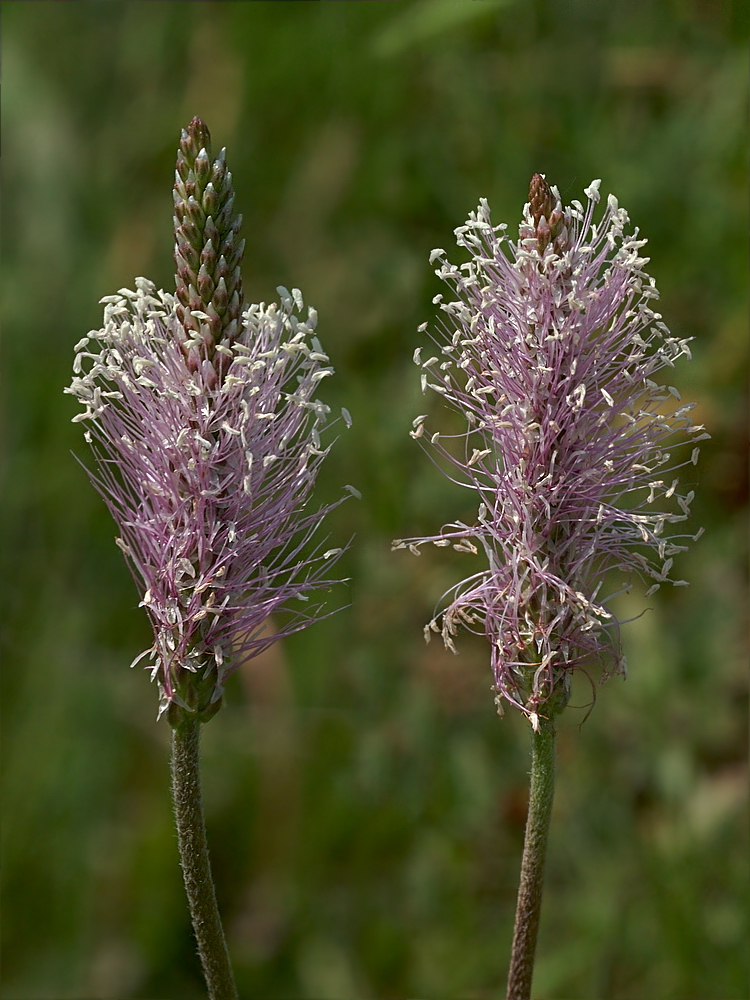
[67, 120, 353, 723]
[395, 175, 705, 723]
[69, 280, 351, 721]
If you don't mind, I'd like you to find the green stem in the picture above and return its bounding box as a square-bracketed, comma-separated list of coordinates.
[170, 716, 238, 1000]
[506, 716, 557, 1000]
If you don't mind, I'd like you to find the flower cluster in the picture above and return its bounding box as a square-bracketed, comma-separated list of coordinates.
[394, 175, 706, 723]
[68, 120, 353, 722]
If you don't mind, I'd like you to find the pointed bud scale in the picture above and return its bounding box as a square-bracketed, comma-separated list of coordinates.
[226, 234, 244, 268]
[210, 147, 226, 182]
[215, 196, 236, 233]
[215, 254, 230, 283]
[186, 342, 201, 372]
[205, 301, 222, 327]
[186, 195, 206, 229]
[197, 263, 215, 301]
[204, 217, 220, 250]
[220, 228, 236, 256]
[202, 357, 218, 391]
[536, 217, 551, 250]
[227, 290, 241, 319]
[199, 239, 217, 271]
[180, 219, 200, 245]
[199, 321, 214, 349]
[176, 232, 200, 270]
[193, 147, 211, 187]
[202, 182, 220, 218]
[213, 277, 228, 315]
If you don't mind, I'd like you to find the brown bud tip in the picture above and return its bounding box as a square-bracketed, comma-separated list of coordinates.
[529, 173, 555, 228]
[187, 117, 212, 157]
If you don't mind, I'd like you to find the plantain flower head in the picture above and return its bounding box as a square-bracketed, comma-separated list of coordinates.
[67, 120, 354, 722]
[394, 175, 706, 725]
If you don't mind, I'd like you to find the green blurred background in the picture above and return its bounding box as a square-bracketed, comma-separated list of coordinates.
[2, 2, 747, 998]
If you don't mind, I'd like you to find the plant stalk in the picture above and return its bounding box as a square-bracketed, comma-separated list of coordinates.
[170, 716, 238, 1000]
[506, 715, 557, 1000]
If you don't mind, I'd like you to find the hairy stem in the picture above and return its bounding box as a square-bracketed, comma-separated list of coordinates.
[170, 716, 238, 1000]
[506, 716, 557, 1000]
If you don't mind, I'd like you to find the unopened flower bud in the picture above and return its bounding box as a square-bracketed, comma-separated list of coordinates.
[186, 343, 201, 373]
[215, 254, 230, 284]
[529, 173, 555, 229]
[528, 173, 568, 254]
[213, 277, 228, 315]
[201, 357, 218, 391]
[200, 239, 217, 273]
[204, 217, 220, 250]
[210, 152, 227, 189]
[202, 182, 220, 218]
[186, 195, 206, 229]
[197, 263, 215, 301]
[193, 147, 211, 187]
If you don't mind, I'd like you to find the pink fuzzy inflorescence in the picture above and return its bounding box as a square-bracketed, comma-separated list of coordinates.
[68, 120, 353, 722]
[395, 175, 707, 724]
[68, 280, 353, 720]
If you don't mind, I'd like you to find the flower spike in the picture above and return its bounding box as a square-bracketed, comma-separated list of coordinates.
[396, 177, 706, 723]
[68, 122, 352, 722]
